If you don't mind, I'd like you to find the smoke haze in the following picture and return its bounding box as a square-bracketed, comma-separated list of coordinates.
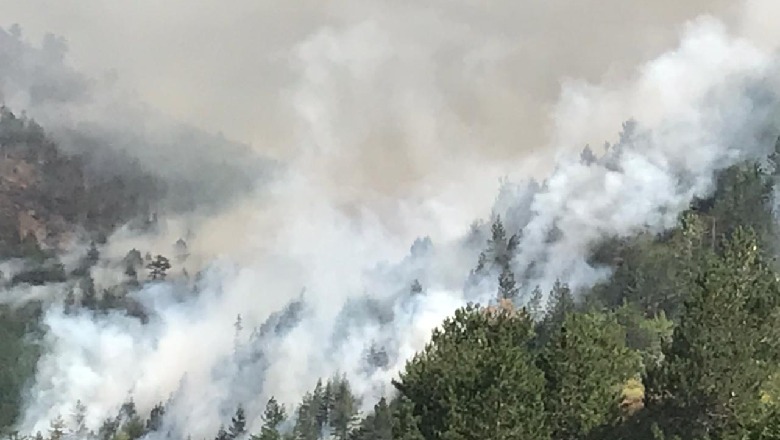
[2, 0, 780, 438]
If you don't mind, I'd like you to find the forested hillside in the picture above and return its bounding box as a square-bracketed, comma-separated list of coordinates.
[2, 101, 780, 439]
[0, 24, 275, 216]
[0, 107, 164, 428]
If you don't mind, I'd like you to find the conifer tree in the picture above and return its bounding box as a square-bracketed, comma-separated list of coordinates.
[497, 265, 519, 300]
[644, 227, 780, 439]
[391, 397, 424, 440]
[48, 416, 65, 440]
[147, 255, 171, 280]
[215, 426, 230, 440]
[394, 304, 549, 440]
[537, 312, 640, 439]
[330, 377, 359, 440]
[146, 403, 165, 433]
[370, 398, 393, 440]
[527, 285, 544, 320]
[228, 406, 247, 439]
[292, 392, 319, 440]
[80, 275, 98, 310]
[254, 397, 286, 440]
[535, 280, 575, 347]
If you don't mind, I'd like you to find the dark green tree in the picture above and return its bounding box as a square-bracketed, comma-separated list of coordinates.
[292, 392, 319, 440]
[312, 379, 330, 433]
[527, 285, 544, 320]
[330, 376, 359, 440]
[352, 397, 394, 440]
[537, 312, 641, 439]
[535, 280, 575, 347]
[147, 255, 171, 280]
[497, 265, 519, 300]
[394, 304, 549, 440]
[644, 227, 780, 439]
[392, 397, 424, 440]
[371, 397, 393, 440]
[253, 397, 286, 440]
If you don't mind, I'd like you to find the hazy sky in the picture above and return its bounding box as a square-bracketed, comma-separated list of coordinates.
[0, 0, 761, 240]
[0, 1, 737, 159]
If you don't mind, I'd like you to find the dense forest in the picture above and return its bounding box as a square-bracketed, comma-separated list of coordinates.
[1, 98, 780, 440]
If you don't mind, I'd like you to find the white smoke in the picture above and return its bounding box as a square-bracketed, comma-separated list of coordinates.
[12, 2, 780, 439]
[509, 17, 779, 292]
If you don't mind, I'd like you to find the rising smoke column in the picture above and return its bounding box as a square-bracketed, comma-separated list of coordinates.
[15, 6, 780, 440]
[509, 17, 780, 293]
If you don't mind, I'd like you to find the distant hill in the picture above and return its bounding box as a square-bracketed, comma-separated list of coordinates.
[0, 24, 279, 216]
[0, 106, 160, 257]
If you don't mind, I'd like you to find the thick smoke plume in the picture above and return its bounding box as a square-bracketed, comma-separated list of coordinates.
[3, 0, 780, 438]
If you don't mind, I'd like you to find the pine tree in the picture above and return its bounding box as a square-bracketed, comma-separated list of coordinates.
[391, 397, 424, 440]
[124, 415, 146, 440]
[330, 377, 359, 440]
[147, 255, 171, 280]
[497, 265, 519, 300]
[537, 312, 641, 439]
[228, 406, 246, 439]
[527, 285, 544, 320]
[394, 304, 550, 440]
[535, 280, 575, 346]
[474, 251, 488, 274]
[473, 216, 516, 277]
[371, 398, 393, 440]
[311, 379, 328, 433]
[292, 392, 319, 440]
[254, 397, 286, 440]
[644, 227, 780, 439]
[48, 416, 65, 440]
[488, 216, 509, 269]
[146, 403, 165, 433]
[98, 418, 119, 440]
[709, 162, 775, 249]
[123, 249, 143, 286]
[80, 276, 98, 310]
[72, 241, 100, 277]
